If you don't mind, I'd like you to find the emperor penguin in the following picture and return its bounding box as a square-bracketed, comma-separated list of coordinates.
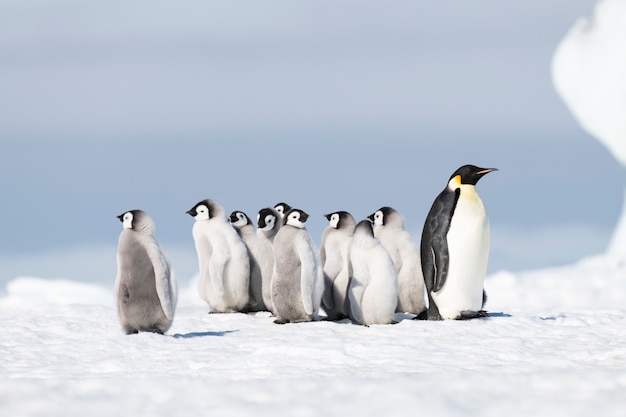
[369, 207, 426, 316]
[320, 211, 356, 320]
[420, 164, 497, 320]
[348, 220, 398, 326]
[230, 211, 268, 312]
[257, 207, 282, 242]
[271, 208, 324, 324]
[115, 210, 177, 335]
[256, 207, 282, 312]
[187, 199, 250, 313]
[273, 202, 292, 222]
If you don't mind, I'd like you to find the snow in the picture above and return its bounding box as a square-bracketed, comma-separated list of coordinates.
[552, 0, 626, 256]
[1, 255, 625, 416]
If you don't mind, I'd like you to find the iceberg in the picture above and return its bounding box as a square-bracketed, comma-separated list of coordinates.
[552, 0, 626, 258]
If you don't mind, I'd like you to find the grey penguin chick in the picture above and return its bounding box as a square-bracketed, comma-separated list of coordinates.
[369, 207, 426, 316]
[348, 220, 398, 325]
[273, 202, 292, 222]
[256, 207, 282, 313]
[320, 211, 356, 320]
[271, 208, 324, 324]
[420, 165, 497, 320]
[115, 210, 177, 335]
[187, 199, 250, 313]
[230, 210, 268, 312]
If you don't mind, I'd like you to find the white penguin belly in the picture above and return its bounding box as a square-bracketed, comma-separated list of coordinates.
[433, 193, 489, 319]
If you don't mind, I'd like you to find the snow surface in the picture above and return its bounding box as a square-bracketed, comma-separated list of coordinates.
[1, 255, 625, 417]
[552, 0, 626, 256]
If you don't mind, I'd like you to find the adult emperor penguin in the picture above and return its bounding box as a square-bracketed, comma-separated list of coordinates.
[230, 210, 268, 312]
[271, 208, 324, 324]
[256, 207, 282, 312]
[420, 164, 497, 320]
[369, 207, 426, 316]
[187, 199, 250, 313]
[348, 220, 398, 326]
[115, 210, 177, 335]
[320, 211, 356, 320]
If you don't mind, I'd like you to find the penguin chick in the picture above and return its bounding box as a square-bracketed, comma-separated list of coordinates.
[256, 207, 282, 312]
[348, 220, 398, 325]
[230, 210, 269, 313]
[320, 211, 356, 321]
[187, 199, 250, 313]
[115, 210, 177, 335]
[273, 202, 292, 221]
[369, 207, 426, 316]
[271, 208, 324, 324]
[420, 165, 497, 320]
[257, 207, 282, 242]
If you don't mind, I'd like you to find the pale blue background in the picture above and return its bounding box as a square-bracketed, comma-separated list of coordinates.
[1, 0, 621, 286]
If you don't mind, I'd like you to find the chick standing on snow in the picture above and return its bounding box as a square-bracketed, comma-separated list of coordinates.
[230, 210, 269, 312]
[187, 199, 250, 313]
[115, 210, 177, 335]
[348, 219, 398, 325]
[271, 208, 324, 324]
[320, 211, 356, 320]
[256, 207, 282, 313]
[369, 207, 426, 316]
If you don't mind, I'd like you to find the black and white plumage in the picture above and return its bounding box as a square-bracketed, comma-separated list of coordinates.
[115, 210, 177, 335]
[273, 202, 292, 221]
[348, 220, 398, 325]
[369, 207, 426, 316]
[257, 207, 282, 242]
[320, 211, 356, 320]
[420, 164, 497, 320]
[187, 199, 250, 313]
[271, 208, 324, 324]
[256, 207, 282, 313]
[230, 210, 268, 312]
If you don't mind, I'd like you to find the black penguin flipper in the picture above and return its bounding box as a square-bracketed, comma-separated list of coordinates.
[421, 188, 459, 293]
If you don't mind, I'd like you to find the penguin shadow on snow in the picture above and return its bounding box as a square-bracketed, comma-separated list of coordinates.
[171, 329, 239, 339]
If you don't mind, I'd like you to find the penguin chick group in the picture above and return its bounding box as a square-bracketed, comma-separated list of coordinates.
[114, 165, 496, 334]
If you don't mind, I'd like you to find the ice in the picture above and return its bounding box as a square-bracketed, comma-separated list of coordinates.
[552, 0, 626, 257]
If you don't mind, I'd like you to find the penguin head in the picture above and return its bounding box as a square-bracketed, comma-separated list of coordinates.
[117, 209, 154, 233]
[187, 199, 224, 221]
[284, 208, 309, 228]
[368, 207, 404, 229]
[448, 165, 498, 188]
[257, 207, 280, 231]
[229, 211, 250, 228]
[274, 202, 292, 217]
[325, 211, 356, 230]
[354, 219, 375, 238]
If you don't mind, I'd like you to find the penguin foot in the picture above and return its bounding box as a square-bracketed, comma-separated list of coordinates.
[273, 319, 289, 325]
[413, 310, 429, 321]
[458, 310, 489, 320]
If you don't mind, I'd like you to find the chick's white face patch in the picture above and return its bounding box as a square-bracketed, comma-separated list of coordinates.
[373, 210, 384, 226]
[122, 212, 134, 229]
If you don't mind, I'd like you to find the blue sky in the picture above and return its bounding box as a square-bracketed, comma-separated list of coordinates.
[1, 0, 621, 285]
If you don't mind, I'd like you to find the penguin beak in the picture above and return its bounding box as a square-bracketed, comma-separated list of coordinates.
[116, 214, 124, 222]
[323, 213, 332, 221]
[477, 168, 498, 176]
[367, 213, 375, 222]
[185, 209, 194, 217]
